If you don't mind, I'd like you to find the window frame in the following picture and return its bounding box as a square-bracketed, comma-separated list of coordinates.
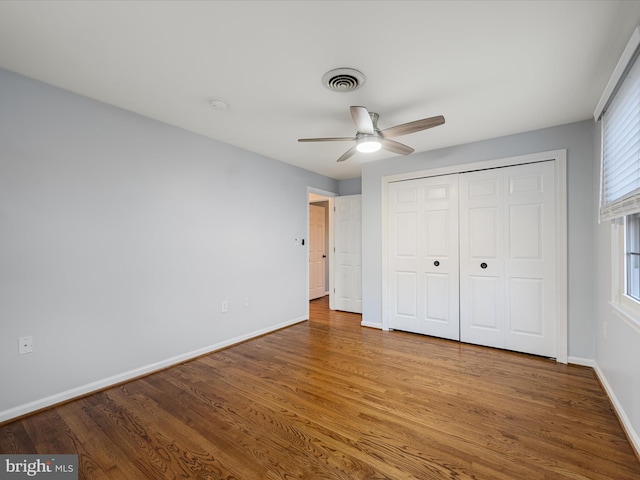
[611, 217, 640, 333]
[625, 213, 640, 302]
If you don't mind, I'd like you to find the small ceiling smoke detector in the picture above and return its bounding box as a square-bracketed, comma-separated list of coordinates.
[210, 99, 228, 111]
[322, 68, 365, 92]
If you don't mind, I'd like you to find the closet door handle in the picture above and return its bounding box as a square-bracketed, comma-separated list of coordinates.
[434, 261, 440, 267]
[480, 262, 487, 269]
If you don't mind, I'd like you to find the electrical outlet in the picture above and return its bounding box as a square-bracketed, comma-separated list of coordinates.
[243, 297, 249, 307]
[18, 336, 33, 355]
[221, 300, 228, 313]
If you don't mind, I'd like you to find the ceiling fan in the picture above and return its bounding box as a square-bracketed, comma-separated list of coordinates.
[298, 106, 445, 162]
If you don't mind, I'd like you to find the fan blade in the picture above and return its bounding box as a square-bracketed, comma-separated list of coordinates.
[298, 137, 355, 142]
[337, 145, 358, 162]
[381, 115, 445, 138]
[381, 138, 414, 155]
[350, 106, 375, 134]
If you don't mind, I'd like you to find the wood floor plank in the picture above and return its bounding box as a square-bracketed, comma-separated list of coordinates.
[24, 398, 143, 479]
[0, 421, 34, 454]
[1, 296, 639, 479]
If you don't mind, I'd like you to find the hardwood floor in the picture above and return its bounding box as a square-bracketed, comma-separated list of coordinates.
[1, 296, 639, 479]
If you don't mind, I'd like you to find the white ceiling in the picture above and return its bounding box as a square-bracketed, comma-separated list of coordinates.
[0, 1, 638, 180]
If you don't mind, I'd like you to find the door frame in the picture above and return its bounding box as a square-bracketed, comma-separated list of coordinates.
[381, 149, 568, 363]
[307, 187, 336, 316]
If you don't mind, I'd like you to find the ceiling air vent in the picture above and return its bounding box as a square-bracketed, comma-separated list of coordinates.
[322, 68, 365, 92]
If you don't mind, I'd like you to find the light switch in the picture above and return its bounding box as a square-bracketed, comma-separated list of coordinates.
[18, 336, 33, 355]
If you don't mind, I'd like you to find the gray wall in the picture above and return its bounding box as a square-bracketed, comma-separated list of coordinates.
[361, 120, 595, 360]
[593, 123, 640, 450]
[0, 68, 338, 420]
[338, 177, 361, 196]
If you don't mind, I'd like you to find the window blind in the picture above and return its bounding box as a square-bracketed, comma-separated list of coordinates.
[599, 27, 640, 222]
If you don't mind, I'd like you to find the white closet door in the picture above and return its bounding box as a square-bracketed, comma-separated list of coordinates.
[459, 161, 556, 357]
[388, 175, 460, 340]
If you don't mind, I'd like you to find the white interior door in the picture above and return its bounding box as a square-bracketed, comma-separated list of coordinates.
[334, 195, 362, 313]
[387, 175, 460, 340]
[459, 161, 556, 357]
[309, 203, 326, 300]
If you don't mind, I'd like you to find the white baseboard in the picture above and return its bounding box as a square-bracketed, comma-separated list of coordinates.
[567, 356, 595, 367]
[593, 362, 640, 458]
[361, 321, 382, 329]
[0, 316, 307, 424]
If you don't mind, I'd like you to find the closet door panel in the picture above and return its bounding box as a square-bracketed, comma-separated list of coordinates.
[459, 161, 556, 357]
[504, 162, 556, 357]
[388, 175, 460, 340]
[460, 171, 505, 349]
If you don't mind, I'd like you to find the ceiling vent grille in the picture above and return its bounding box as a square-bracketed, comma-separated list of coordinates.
[322, 68, 365, 92]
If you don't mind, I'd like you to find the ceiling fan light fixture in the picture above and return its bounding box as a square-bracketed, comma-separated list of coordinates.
[356, 134, 382, 153]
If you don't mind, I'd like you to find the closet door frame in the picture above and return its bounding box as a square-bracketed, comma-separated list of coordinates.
[381, 149, 568, 363]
